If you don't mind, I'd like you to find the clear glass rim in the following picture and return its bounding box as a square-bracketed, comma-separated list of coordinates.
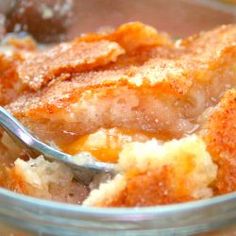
[1, 186, 236, 216]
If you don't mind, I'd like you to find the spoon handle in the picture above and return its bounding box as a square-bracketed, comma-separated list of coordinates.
[0, 106, 115, 184]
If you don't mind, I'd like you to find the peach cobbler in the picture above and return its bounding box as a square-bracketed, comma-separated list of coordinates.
[0, 22, 235, 207]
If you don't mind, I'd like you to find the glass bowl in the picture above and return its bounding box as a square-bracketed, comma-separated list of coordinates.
[1, 187, 236, 235]
[1, 0, 236, 235]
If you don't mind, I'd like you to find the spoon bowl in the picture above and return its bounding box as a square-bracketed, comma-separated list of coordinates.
[0, 106, 116, 184]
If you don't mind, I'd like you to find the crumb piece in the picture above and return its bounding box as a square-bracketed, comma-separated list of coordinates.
[5, 156, 88, 203]
[84, 135, 217, 207]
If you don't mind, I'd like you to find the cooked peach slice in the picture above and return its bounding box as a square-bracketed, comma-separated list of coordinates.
[65, 128, 150, 163]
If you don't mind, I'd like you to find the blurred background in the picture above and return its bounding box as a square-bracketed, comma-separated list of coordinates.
[0, 0, 235, 43]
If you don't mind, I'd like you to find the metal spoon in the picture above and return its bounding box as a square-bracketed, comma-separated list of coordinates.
[0, 106, 116, 184]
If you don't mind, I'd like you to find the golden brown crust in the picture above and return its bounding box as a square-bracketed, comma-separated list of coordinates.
[5, 23, 236, 149]
[0, 53, 21, 105]
[18, 40, 125, 91]
[204, 89, 236, 194]
[17, 22, 173, 92]
[101, 167, 193, 207]
[179, 25, 236, 54]
[9, 24, 236, 115]
[77, 22, 173, 52]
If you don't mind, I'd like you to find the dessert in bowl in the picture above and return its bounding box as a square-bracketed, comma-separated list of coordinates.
[0, 21, 235, 209]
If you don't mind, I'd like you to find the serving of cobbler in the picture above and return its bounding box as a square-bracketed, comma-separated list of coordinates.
[0, 22, 235, 207]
